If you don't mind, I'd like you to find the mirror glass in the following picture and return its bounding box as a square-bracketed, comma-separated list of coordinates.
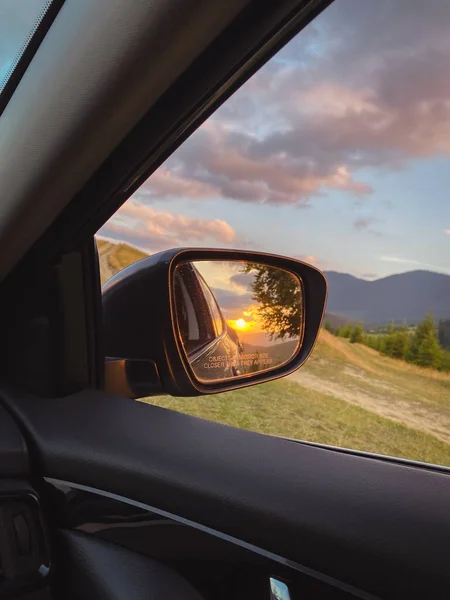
[173, 260, 304, 382]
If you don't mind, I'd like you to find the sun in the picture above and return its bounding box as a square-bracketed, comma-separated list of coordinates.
[227, 315, 258, 332]
[234, 318, 248, 331]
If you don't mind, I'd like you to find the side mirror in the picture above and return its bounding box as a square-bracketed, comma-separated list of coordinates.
[102, 248, 327, 398]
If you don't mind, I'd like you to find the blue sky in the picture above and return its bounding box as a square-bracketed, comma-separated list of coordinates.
[1, 1, 449, 280]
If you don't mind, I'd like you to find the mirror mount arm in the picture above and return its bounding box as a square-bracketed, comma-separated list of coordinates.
[105, 358, 162, 399]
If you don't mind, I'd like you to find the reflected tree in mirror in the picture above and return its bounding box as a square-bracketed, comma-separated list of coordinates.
[242, 262, 303, 341]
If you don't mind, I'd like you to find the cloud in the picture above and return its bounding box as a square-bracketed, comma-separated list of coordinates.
[140, 121, 371, 205]
[98, 202, 236, 253]
[137, 0, 450, 207]
[354, 218, 373, 231]
[353, 217, 382, 237]
[380, 255, 450, 274]
[139, 167, 215, 200]
[295, 254, 321, 265]
[445, 229, 450, 235]
[361, 272, 379, 281]
[230, 272, 254, 290]
[211, 288, 253, 313]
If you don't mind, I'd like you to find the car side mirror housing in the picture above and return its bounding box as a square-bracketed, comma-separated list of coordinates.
[102, 248, 327, 398]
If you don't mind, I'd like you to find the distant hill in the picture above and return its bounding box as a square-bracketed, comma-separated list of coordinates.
[96, 240, 449, 325]
[323, 313, 357, 329]
[324, 270, 450, 325]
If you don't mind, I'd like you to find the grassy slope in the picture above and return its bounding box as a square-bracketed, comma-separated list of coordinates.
[96, 239, 450, 465]
[97, 238, 147, 284]
[310, 331, 450, 410]
[295, 331, 450, 443]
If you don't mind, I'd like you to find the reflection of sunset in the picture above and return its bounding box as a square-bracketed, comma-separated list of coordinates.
[236, 318, 248, 330]
[227, 316, 258, 332]
[192, 260, 300, 348]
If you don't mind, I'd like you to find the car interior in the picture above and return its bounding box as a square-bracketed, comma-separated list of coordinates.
[0, 1, 450, 599]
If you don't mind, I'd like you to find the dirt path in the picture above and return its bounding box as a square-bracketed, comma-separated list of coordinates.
[290, 369, 450, 444]
[97, 241, 115, 284]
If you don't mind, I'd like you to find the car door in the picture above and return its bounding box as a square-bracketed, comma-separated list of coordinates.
[173, 262, 238, 379]
[1, 0, 450, 599]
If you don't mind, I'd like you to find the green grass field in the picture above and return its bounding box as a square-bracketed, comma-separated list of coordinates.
[96, 238, 450, 466]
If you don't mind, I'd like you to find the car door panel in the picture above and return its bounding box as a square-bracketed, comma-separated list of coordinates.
[0, 407, 52, 598]
[53, 530, 205, 600]
[1, 386, 449, 599]
[0, 404, 28, 477]
[46, 481, 364, 600]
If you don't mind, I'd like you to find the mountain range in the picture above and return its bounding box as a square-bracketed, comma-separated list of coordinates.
[96, 239, 449, 327]
[324, 270, 450, 325]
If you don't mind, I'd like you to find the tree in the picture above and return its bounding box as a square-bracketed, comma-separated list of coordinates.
[416, 330, 443, 369]
[339, 324, 352, 338]
[382, 327, 410, 359]
[365, 335, 379, 350]
[242, 263, 302, 340]
[392, 328, 411, 359]
[408, 314, 442, 369]
[350, 324, 364, 344]
[324, 320, 334, 334]
[438, 319, 450, 350]
[440, 350, 450, 373]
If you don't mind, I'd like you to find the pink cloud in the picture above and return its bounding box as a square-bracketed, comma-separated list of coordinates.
[295, 254, 321, 266]
[139, 122, 371, 205]
[99, 202, 236, 252]
[143, 167, 215, 199]
[131, 1, 450, 208]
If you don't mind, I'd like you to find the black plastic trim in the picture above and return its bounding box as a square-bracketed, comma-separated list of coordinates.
[0, 404, 28, 476]
[0, 482, 51, 597]
[52, 529, 203, 600]
[293, 438, 450, 476]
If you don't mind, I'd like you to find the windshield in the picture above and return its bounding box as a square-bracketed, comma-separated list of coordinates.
[0, 0, 57, 107]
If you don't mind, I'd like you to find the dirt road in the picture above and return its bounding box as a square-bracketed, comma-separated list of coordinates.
[290, 332, 450, 444]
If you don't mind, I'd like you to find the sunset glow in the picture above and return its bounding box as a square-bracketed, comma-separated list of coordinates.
[227, 317, 258, 332]
[235, 318, 248, 330]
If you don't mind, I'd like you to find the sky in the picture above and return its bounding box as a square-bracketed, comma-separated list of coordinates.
[99, 0, 450, 280]
[1, 1, 450, 280]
